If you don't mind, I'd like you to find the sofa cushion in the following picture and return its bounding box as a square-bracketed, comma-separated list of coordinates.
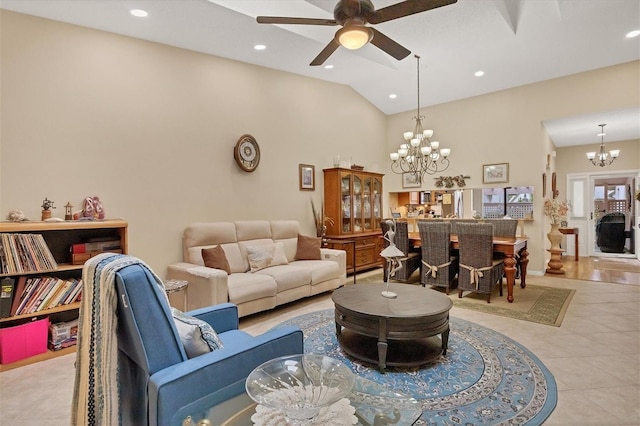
[295, 234, 321, 260]
[290, 260, 341, 285]
[202, 245, 231, 274]
[271, 221, 301, 262]
[246, 242, 289, 272]
[255, 265, 312, 292]
[227, 273, 277, 305]
[235, 220, 272, 241]
[183, 222, 237, 263]
[171, 308, 224, 358]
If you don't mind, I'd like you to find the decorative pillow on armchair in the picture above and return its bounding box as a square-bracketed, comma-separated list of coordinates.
[246, 242, 289, 272]
[171, 307, 224, 358]
[295, 234, 321, 260]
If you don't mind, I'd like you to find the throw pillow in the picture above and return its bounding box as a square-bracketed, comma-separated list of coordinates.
[246, 242, 289, 272]
[295, 234, 321, 260]
[202, 245, 231, 274]
[171, 307, 224, 358]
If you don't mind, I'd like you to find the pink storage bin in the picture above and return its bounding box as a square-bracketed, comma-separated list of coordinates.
[0, 317, 49, 364]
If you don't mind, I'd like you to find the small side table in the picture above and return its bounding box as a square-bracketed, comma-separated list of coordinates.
[559, 227, 579, 261]
[164, 279, 188, 311]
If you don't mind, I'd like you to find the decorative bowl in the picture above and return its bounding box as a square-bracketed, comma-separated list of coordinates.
[246, 354, 355, 424]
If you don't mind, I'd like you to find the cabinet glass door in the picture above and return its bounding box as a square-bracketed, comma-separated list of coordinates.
[340, 172, 351, 233]
[362, 176, 372, 231]
[373, 177, 382, 231]
[353, 174, 363, 232]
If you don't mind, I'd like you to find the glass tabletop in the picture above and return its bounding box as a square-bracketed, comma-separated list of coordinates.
[172, 375, 422, 426]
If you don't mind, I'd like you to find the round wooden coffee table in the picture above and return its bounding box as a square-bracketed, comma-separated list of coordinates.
[332, 283, 452, 372]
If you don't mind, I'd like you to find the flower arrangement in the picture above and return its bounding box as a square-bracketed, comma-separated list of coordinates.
[543, 198, 569, 225]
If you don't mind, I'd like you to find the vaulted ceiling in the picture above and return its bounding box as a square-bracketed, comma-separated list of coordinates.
[2, 0, 639, 146]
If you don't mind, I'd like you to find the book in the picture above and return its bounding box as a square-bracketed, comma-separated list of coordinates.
[0, 277, 15, 318]
[71, 240, 120, 254]
[10, 276, 27, 316]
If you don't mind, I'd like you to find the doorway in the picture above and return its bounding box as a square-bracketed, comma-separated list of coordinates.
[567, 170, 639, 260]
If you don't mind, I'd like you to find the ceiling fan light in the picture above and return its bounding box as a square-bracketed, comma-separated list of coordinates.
[337, 26, 372, 50]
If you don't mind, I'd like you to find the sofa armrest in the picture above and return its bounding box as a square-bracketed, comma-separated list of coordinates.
[166, 262, 229, 311]
[320, 248, 346, 276]
[188, 303, 239, 333]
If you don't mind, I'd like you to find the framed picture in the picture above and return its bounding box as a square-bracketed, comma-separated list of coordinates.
[299, 164, 315, 191]
[482, 163, 509, 184]
[402, 172, 421, 188]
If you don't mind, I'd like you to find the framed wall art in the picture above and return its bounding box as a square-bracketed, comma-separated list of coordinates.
[299, 164, 315, 191]
[482, 163, 509, 184]
[402, 172, 421, 188]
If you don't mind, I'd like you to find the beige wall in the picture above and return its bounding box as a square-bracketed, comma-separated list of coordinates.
[0, 11, 387, 273]
[385, 61, 639, 272]
[2, 10, 639, 275]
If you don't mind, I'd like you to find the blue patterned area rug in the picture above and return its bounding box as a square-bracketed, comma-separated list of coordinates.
[273, 309, 557, 425]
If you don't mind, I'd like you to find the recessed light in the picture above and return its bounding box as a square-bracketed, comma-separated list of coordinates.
[130, 9, 148, 18]
[474, 70, 485, 77]
[626, 30, 640, 38]
[324, 64, 334, 69]
[389, 94, 397, 99]
[254, 44, 266, 50]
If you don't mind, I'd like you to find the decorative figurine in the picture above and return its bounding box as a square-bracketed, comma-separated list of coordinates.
[380, 219, 405, 299]
[6, 210, 27, 222]
[64, 202, 73, 221]
[41, 198, 56, 221]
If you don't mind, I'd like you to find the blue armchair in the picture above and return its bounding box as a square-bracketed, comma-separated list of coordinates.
[114, 263, 303, 425]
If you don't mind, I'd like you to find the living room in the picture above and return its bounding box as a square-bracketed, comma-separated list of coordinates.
[1, 1, 639, 424]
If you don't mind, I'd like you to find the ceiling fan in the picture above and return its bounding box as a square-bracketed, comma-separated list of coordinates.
[256, 0, 457, 66]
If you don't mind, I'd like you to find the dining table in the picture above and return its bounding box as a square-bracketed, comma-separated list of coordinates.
[409, 232, 529, 303]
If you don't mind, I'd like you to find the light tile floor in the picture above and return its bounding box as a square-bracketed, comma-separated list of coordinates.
[1, 271, 638, 425]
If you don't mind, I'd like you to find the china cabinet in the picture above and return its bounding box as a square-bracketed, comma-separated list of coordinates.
[323, 168, 384, 273]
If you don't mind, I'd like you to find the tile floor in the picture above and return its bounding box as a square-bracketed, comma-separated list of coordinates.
[1, 270, 638, 425]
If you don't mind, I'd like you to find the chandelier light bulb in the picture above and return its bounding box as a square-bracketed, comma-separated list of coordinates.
[586, 152, 596, 160]
[423, 129, 434, 138]
[610, 149, 620, 158]
[403, 131, 414, 141]
[390, 152, 399, 161]
[398, 148, 408, 157]
[430, 141, 440, 150]
[410, 138, 420, 148]
[440, 148, 451, 157]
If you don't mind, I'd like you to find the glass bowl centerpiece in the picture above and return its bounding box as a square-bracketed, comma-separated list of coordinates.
[246, 354, 355, 425]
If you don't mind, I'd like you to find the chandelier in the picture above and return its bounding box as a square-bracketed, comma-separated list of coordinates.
[389, 55, 451, 183]
[586, 124, 620, 167]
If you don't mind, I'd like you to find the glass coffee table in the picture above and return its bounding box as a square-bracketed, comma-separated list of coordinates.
[172, 375, 421, 426]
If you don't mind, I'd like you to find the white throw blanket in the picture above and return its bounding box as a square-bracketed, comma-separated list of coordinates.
[71, 253, 166, 426]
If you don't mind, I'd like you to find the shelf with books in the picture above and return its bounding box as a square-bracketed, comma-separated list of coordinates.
[0, 219, 127, 370]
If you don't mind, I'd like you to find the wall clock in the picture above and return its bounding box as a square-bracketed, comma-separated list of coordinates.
[234, 134, 260, 172]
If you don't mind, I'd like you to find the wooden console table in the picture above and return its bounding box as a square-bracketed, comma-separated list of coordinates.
[559, 227, 579, 261]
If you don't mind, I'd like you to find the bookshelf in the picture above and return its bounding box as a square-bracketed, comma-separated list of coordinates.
[0, 219, 128, 371]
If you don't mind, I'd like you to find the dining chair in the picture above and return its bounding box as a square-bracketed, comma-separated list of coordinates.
[457, 223, 504, 303]
[449, 218, 478, 235]
[487, 218, 520, 278]
[418, 221, 458, 294]
[380, 220, 421, 282]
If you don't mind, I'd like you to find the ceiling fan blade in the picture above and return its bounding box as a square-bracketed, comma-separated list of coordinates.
[369, 28, 411, 60]
[368, 0, 457, 24]
[310, 39, 341, 66]
[257, 16, 338, 26]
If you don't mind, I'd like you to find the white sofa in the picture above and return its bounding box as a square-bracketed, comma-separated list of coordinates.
[166, 220, 347, 317]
